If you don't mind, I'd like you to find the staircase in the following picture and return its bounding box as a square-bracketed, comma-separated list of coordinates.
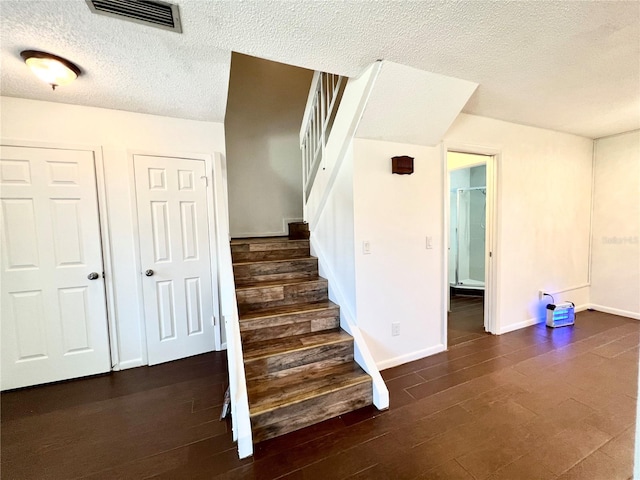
[231, 237, 373, 443]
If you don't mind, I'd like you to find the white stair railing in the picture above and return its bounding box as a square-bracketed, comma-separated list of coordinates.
[300, 71, 346, 201]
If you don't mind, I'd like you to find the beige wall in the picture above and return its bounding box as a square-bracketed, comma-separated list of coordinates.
[591, 130, 640, 318]
[225, 53, 313, 237]
[0, 96, 226, 369]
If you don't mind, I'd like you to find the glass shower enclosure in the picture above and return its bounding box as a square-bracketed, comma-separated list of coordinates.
[452, 186, 486, 289]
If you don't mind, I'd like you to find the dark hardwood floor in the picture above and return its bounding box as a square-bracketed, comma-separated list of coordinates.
[448, 294, 486, 347]
[2, 310, 637, 479]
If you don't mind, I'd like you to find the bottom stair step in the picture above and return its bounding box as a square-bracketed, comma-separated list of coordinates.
[248, 362, 373, 443]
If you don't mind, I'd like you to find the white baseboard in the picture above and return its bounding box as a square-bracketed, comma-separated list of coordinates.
[283, 217, 303, 232]
[498, 304, 602, 335]
[588, 304, 640, 321]
[231, 217, 304, 239]
[376, 344, 446, 371]
[498, 317, 544, 335]
[230, 230, 286, 238]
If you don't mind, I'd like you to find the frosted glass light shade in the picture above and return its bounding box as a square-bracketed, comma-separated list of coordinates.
[20, 50, 81, 90]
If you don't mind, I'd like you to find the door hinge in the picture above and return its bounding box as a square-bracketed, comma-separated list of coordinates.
[201, 175, 209, 187]
[489, 251, 493, 258]
[212, 315, 216, 326]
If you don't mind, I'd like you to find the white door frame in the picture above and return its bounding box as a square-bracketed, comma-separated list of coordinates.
[0, 138, 118, 368]
[128, 150, 222, 359]
[442, 143, 501, 346]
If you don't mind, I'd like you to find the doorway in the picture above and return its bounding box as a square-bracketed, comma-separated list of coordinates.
[444, 150, 498, 346]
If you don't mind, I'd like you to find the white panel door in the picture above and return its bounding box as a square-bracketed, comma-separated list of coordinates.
[134, 155, 216, 365]
[0, 146, 111, 390]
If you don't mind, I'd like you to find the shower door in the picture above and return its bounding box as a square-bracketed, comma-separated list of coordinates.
[455, 188, 486, 288]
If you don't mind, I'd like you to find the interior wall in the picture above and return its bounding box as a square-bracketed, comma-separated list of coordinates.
[311, 145, 357, 320]
[225, 53, 313, 237]
[591, 130, 640, 318]
[445, 113, 593, 332]
[0, 96, 226, 369]
[353, 138, 444, 368]
[348, 114, 592, 368]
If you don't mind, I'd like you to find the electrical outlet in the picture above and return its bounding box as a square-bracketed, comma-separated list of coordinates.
[392, 322, 400, 336]
[539, 290, 545, 300]
[426, 236, 433, 249]
[363, 240, 371, 255]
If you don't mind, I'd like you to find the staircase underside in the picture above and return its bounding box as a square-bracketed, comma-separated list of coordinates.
[232, 237, 373, 443]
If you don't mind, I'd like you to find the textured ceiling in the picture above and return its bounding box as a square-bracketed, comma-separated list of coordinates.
[1, 1, 639, 138]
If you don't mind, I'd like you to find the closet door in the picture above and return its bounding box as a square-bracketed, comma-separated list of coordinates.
[1, 146, 110, 390]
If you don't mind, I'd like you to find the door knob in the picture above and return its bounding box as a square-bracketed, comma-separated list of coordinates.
[145, 269, 154, 277]
[87, 272, 100, 280]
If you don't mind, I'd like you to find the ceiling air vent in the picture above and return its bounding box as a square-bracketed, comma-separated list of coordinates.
[86, 0, 182, 33]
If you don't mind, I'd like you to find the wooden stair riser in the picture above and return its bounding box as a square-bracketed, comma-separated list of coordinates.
[233, 258, 318, 286]
[250, 380, 372, 443]
[240, 308, 340, 343]
[231, 240, 310, 263]
[236, 279, 328, 314]
[230, 237, 375, 445]
[244, 340, 353, 379]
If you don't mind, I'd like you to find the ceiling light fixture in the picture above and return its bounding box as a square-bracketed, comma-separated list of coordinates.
[20, 50, 81, 90]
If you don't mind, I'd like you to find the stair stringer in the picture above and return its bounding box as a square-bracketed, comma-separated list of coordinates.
[311, 238, 389, 410]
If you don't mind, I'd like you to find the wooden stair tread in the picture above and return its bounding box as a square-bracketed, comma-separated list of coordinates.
[235, 276, 325, 290]
[242, 328, 350, 360]
[230, 237, 374, 443]
[248, 362, 370, 415]
[233, 256, 315, 266]
[239, 300, 338, 321]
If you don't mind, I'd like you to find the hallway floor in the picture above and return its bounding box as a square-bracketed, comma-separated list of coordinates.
[448, 293, 487, 346]
[1, 310, 637, 479]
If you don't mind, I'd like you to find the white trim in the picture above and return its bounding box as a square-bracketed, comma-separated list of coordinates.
[0, 138, 119, 369]
[442, 144, 501, 344]
[93, 147, 119, 368]
[232, 230, 287, 238]
[588, 140, 596, 285]
[376, 344, 447, 371]
[127, 151, 150, 366]
[589, 304, 640, 321]
[499, 304, 590, 335]
[204, 153, 222, 351]
[212, 152, 230, 349]
[545, 284, 590, 296]
[231, 216, 304, 239]
[308, 62, 382, 230]
[283, 217, 304, 234]
[311, 237, 389, 410]
[499, 317, 543, 335]
[300, 71, 322, 145]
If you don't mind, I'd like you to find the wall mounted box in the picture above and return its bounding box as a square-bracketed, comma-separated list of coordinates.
[392, 155, 414, 175]
[546, 302, 575, 328]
